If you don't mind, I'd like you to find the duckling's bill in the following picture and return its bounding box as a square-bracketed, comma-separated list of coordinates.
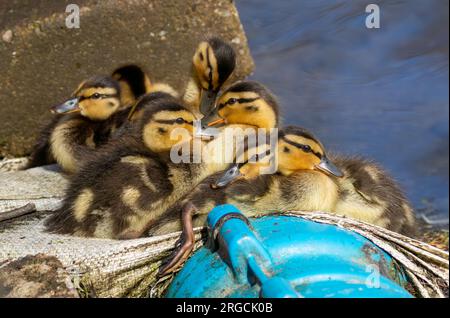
[51, 97, 80, 114]
[315, 156, 343, 177]
[194, 115, 222, 139]
[199, 89, 217, 116]
[212, 164, 242, 188]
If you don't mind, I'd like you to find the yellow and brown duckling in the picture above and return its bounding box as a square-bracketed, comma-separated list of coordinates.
[220, 126, 415, 234]
[183, 37, 236, 118]
[115, 64, 179, 122]
[152, 125, 416, 274]
[26, 65, 177, 172]
[197, 80, 280, 166]
[45, 92, 235, 242]
[26, 76, 128, 172]
[215, 126, 417, 235]
[113, 64, 178, 109]
[203, 80, 280, 130]
[112, 64, 153, 108]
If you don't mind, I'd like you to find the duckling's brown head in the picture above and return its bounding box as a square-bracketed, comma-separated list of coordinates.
[278, 126, 343, 177]
[207, 81, 279, 130]
[137, 93, 196, 153]
[51, 76, 121, 121]
[192, 37, 236, 115]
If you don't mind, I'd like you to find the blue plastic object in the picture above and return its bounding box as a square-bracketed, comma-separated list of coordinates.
[166, 204, 412, 298]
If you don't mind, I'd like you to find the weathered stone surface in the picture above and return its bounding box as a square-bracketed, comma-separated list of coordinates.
[0, 0, 254, 157]
[0, 254, 79, 298]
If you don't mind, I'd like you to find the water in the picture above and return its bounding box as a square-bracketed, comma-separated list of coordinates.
[236, 0, 449, 226]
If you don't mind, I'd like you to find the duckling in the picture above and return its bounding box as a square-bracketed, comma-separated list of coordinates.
[112, 64, 153, 108]
[198, 81, 280, 165]
[113, 64, 179, 108]
[221, 126, 416, 235]
[203, 80, 280, 130]
[26, 66, 177, 171]
[153, 126, 417, 274]
[44, 92, 234, 241]
[214, 126, 417, 235]
[113, 64, 179, 122]
[183, 37, 236, 118]
[26, 76, 128, 173]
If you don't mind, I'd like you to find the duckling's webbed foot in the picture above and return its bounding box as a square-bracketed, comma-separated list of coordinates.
[158, 202, 197, 276]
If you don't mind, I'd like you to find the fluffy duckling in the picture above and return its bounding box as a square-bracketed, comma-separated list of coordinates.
[112, 64, 153, 108]
[183, 37, 236, 118]
[45, 92, 233, 242]
[113, 64, 179, 109]
[26, 76, 127, 172]
[153, 126, 417, 274]
[26, 66, 177, 172]
[223, 126, 415, 233]
[114, 65, 179, 122]
[217, 126, 416, 235]
[203, 80, 280, 130]
[198, 81, 280, 166]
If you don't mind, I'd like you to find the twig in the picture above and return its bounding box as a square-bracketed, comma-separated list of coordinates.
[0, 203, 36, 222]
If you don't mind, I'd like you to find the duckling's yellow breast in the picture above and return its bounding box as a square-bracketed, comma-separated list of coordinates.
[290, 171, 339, 212]
[50, 118, 86, 173]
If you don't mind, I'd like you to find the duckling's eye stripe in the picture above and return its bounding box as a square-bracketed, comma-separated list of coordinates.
[282, 137, 322, 159]
[154, 119, 193, 125]
[79, 93, 118, 101]
[218, 97, 260, 109]
[234, 97, 260, 104]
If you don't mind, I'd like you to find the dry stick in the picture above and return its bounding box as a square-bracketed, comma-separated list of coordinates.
[0, 203, 36, 222]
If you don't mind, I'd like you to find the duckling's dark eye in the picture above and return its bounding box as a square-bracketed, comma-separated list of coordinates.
[227, 98, 237, 105]
[176, 117, 185, 124]
[301, 145, 312, 152]
[91, 93, 101, 99]
[283, 146, 290, 153]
